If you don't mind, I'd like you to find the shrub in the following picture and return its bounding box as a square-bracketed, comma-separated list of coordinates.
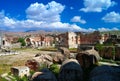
[14, 75, 28, 81]
[39, 63, 48, 71]
[18, 38, 26, 47]
[49, 64, 60, 77]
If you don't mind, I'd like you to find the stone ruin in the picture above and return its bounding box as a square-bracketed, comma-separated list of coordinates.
[0, 46, 19, 56]
[76, 47, 101, 68]
[26, 47, 71, 67]
[52, 47, 71, 64]
[84, 46, 100, 61]
[58, 59, 83, 81]
[115, 47, 120, 60]
[76, 52, 99, 68]
[33, 53, 53, 67]
[58, 47, 70, 59]
[31, 68, 57, 81]
[89, 65, 120, 81]
[25, 59, 39, 71]
[25, 53, 53, 71]
[99, 46, 120, 60]
[11, 66, 30, 78]
[51, 52, 65, 64]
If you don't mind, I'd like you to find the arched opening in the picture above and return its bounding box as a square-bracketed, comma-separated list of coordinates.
[2, 40, 5, 45]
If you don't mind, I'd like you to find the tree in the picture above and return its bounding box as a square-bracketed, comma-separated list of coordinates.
[18, 38, 26, 47]
[95, 43, 104, 51]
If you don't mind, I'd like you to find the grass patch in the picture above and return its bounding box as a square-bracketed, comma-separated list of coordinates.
[100, 58, 120, 65]
[69, 48, 77, 53]
[12, 48, 31, 51]
[100, 58, 116, 63]
[0, 64, 12, 75]
[0, 77, 7, 81]
[38, 47, 57, 51]
[49, 64, 60, 78]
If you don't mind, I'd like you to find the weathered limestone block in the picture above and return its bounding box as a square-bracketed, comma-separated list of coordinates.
[76, 52, 99, 68]
[58, 59, 83, 81]
[31, 68, 57, 81]
[58, 47, 70, 59]
[76, 47, 100, 68]
[33, 54, 53, 67]
[11, 66, 30, 78]
[25, 59, 39, 71]
[52, 53, 65, 64]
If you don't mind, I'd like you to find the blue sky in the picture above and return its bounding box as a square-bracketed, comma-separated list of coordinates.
[0, 0, 120, 32]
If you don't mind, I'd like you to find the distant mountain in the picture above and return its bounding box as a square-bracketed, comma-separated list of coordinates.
[100, 30, 120, 35]
[0, 29, 62, 37]
[25, 30, 38, 32]
[2, 29, 116, 37]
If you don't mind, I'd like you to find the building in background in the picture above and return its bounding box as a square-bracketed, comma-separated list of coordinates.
[55, 31, 100, 48]
[25, 34, 54, 48]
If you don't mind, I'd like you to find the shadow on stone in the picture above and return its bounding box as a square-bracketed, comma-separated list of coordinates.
[58, 59, 83, 81]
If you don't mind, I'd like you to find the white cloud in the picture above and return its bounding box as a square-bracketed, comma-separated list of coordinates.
[0, 11, 84, 31]
[0, 12, 118, 32]
[80, 0, 116, 12]
[102, 11, 120, 23]
[3, 17, 16, 27]
[0, 1, 89, 32]
[0, 1, 119, 32]
[26, 1, 65, 22]
[98, 27, 119, 32]
[0, 13, 93, 32]
[71, 16, 86, 24]
[70, 7, 74, 10]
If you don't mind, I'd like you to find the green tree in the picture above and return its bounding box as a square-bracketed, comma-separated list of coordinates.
[95, 43, 104, 51]
[18, 38, 26, 46]
[95, 43, 104, 56]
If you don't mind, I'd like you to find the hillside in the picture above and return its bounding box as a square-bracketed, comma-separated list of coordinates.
[0, 30, 63, 37]
[100, 30, 120, 35]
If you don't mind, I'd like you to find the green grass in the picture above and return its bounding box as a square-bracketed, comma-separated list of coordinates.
[0, 64, 12, 75]
[39, 47, 78, 53]
[69, 48, 77, 53]
[0, 64, 12, 81]
[49, 64, 60, 78]
[100, 58, 115, 63]
[69, 48, 77, 51]
[38, 47, 57, 51]
[100, 58, 120, 65]
[0, 77, 7, 81]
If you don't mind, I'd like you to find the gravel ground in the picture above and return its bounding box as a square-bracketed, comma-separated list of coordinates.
[0, 49, 57, 65]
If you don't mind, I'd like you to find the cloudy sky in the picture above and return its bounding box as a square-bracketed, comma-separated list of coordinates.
[0, 0, 120, 32]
